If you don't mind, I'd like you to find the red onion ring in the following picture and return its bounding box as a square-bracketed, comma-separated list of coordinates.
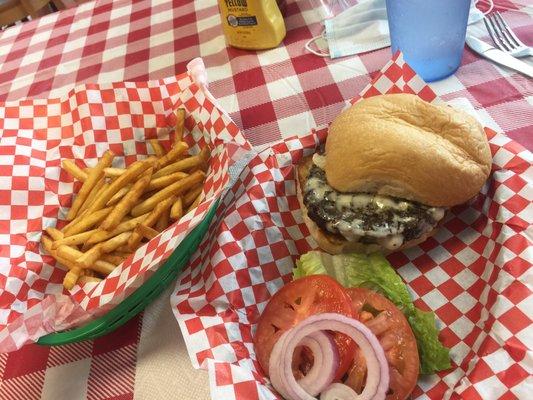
[269, 331, 337, 398]
[297, 332, 338, 395]
[320, 383, 359, 400]
[269, 330, 292, 400]
[268, 313, 389, 400]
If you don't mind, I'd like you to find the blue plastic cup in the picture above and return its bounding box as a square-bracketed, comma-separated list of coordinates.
[386, 0, 471, 82]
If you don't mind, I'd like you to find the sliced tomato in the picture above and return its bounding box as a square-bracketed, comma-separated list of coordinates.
[253, 275, 356, 381]
[344, 288, 419, 400]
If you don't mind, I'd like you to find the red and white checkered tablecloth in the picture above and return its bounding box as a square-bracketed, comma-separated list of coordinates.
[0, 0, 531, 399]
[0, 0, 531, 150]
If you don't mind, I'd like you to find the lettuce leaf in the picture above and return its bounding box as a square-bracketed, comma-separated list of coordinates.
[408, 308, 451, 374]
[294, 252, 327, 279]
[293, 251, 450, 374]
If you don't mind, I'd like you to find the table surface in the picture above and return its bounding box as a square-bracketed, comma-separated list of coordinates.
[0, 0, 531, 399]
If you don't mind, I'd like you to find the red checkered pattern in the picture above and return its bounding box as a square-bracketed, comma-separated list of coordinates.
[0, 0, 533, 152]
[172, 54, 533, 400]
[0, 62, 251, 352]
[0, 0, 530, 151]
[0, 0, 530, 398]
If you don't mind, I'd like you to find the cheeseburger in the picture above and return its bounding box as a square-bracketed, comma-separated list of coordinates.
[297, 94, 492, 254]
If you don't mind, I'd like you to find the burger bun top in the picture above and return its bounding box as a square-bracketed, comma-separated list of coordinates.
[325, 94, 492, 207]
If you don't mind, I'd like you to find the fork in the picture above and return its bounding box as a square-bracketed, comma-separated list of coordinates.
[484, 12, 533, 58]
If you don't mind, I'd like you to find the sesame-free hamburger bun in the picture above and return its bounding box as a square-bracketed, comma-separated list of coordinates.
[297, 94, 491, 254]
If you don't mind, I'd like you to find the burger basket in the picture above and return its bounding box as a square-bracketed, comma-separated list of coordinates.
[171, 53, 532, 400]
[0, 59, 251, 350]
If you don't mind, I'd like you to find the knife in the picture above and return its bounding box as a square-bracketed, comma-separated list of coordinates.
[465, 35, 533, 78]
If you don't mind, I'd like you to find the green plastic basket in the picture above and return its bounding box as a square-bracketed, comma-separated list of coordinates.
[37, 201, 218, 346]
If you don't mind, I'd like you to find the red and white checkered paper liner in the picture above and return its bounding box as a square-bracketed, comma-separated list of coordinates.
[172, 53, 533, 400]
[0, 58, 251, 352]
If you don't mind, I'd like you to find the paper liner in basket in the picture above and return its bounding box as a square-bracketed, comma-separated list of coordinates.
[172, 52, 532, 400]
[0, 58, 252, 352]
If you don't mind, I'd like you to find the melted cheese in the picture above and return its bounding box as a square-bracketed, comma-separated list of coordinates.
[379, 234, 404, 250]
[305, 160, 446, 243]
[307, 177, 328, 199]
[352, 194, 374, 209]
[430, 207, 445, 221]
[336, 194, 353, 211]
[375, 197, 398, 209]
[312, 153, 327, 170]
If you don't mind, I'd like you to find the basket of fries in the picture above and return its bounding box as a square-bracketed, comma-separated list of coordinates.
[36, 113, 214, 344]
[41, 119, 210, 291]
[0, 59, 251, 350]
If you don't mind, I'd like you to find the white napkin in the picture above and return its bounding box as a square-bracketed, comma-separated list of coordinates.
[306, 0, 491, 58]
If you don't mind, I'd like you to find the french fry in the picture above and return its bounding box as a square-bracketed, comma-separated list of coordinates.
[131, 171, 205, 217]
[101, 231, 132, 253]
[92, 260, 116, 275]
[100, 168, 153, 231]
[128, 196, 176, 250]
[61, 209, 87, 233]
[46, 227, 64, 241]
[93, 261, 115, 275]
[106, 185, 131, 206]
[67, 151, 114, 220]
[75, 244, 103, 269]
[187, 147, 210, 174]
[156, 141, 188, 170]
[184, 185, 203, 207]
[78, 276, 102, 284]
[170, 197, 183, 220]
[62, 160, 88, 182]
[79, 179, 106, 215]
[104, 167, 125, 178]
[85, 158, 155, 214]
[41, 234, 54, 252]
[101, 254, 125, 265]
[63, 267, 82, 290]
[42, 235, 77, 271]
[56, 244, 86, 263]
[85, 213, 148, 246]
[152, 155, 204, 179]
[47, 236, 115, 276]
[199, 146, 210, 164]
[52, 229, 97, 249]
[47, 236, 89, 289]
[149, 139, 165, 157]
[76, 232, 132, 269]
[128, 226, 144, 251]
[137, 224, 159, 240]
[187, 193, 202, 213]
[63, 206, 113, 237]
[129, 223, 157, 250]
[174, 108, 186, 144]
[155, 209, 169, 232]
[146, 197, 174, 223]
[112, 250, 132, 258]
[115, 245, 133, 253]
[147, 171, 188, 191]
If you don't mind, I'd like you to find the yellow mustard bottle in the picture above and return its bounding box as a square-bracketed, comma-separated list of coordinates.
[218, 0, 286, 50]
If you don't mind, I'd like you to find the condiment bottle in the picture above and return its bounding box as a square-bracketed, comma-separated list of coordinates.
[217, 0, 286, 50]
